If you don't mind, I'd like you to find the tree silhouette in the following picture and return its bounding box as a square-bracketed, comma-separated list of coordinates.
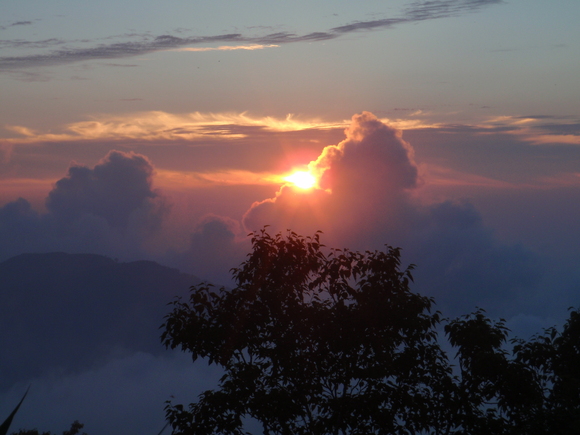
[511, 309, 580, 434]
[11, 420, 87, 435]
[162, 229, 455, 434]
[161, 229, 580, 435]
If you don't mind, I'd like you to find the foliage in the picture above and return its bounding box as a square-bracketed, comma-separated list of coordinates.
[12, 420, 87, 435]
[445, 310, 542, 434]
[161, 228, 580, 435]
[11, 420, 87, 435]
[162, 229, 454, 434]
[512, 309, 580, 434]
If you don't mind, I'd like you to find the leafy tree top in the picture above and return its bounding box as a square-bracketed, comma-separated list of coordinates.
[162, 229, 453, 434]
[161, 229, 580, 435]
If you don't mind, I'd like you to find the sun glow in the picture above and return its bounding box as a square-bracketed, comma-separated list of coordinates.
[285, 171, 316, 189]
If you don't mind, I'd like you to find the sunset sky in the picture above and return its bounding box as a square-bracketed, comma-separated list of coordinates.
[1, 0, 580, 433]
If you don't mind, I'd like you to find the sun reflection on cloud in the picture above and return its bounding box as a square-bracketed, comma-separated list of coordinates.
[172, 44, 279, 52]
[155, 169, 287, 189]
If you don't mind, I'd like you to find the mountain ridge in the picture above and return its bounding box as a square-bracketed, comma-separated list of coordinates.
[0, 252, 201, 389]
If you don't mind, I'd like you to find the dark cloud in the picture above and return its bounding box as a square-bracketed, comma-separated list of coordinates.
[330, 17, 404, 33]
[0, 21, 34, 30]
[0, 38, 64, 49]
[403, 0, 503, 21]
[0, 0, 503, 71]
[0, 34, 244, 70]
[46, 150, 161, 229]
[0, 150, 169, 262]
[166, 214, 248, 286]
[0, 197, 50, 255]
[535, 122, 580, 135]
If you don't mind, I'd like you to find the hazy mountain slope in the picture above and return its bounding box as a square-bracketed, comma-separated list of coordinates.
[0, 253, 200, 388]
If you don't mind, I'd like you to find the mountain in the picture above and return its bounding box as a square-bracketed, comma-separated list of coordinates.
[0, 253, 200, 388]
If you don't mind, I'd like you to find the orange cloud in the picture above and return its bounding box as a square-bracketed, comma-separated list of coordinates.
[155, 169, 285, 190]
[172, 44, 279, 52]
[243, 112, 421, 237]
[3, 112, 346, 144]
[517, 134, 580, 146]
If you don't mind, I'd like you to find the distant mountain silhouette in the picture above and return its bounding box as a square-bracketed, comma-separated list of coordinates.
[0, 252, 201, 388]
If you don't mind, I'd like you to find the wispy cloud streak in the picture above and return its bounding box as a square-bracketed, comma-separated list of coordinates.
[3, 111, 344, 144]
[0, 0, 503, 71]
[172, 44, 278, 52]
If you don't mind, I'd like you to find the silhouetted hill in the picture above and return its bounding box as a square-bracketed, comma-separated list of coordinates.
[0, 252, 201, 388]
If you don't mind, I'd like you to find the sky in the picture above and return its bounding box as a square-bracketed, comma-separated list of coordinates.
[1, 0, 580, 433]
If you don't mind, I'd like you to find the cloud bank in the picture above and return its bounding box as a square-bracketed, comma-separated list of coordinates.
[244, 112, 540, 315]
[0, 110, 571, 316]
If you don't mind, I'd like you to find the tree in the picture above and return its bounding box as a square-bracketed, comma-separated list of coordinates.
[162, 229, 455, 434]
[161, 228, 580, 435]
[444, 310, 543, 434]
[511, 309, 580, 434]
[11, 421, 87, 435]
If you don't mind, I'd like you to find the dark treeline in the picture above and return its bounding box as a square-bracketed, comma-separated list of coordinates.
[162, 229, 580, 435]
[10, 421, 86, 435]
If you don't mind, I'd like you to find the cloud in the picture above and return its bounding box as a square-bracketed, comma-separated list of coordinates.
[0, 34, 245, 70]
[46, 150, 162, 229]
[0, 150, 169, 262]
[243, 112, 541, 316]
[0, 111, 575, 316]
[3, 352, 222, 435]
[479, 116, 580, 146]
[244, 111, 421, 237]
[16, 110, 576, 153]
[173, 44, 279, 52]
[0, 21, 34, 31]
[4, 111, 344, 144]
[9, 21, 33, 27]
[165, 214, 248, 285]
[0, 0, 503, 72]
[331, 0, 503, 32]
[0, 38, 64, 49]
[156, 169, 286, 188]
[403, 0, 503, 21]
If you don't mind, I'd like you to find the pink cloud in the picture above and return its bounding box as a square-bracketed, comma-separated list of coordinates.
[243, 112, 420, 243]
[242, 112, 541, 315]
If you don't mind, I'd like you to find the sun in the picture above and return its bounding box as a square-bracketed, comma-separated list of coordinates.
[285, 171, 316, 189]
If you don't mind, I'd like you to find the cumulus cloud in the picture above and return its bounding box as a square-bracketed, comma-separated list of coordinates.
[165, 214, 248, 286]
[0, 150, 169, 261]
[244, 112, 420, 240]
[244, 112, 541, 316]
[46, 150, 162, 229]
